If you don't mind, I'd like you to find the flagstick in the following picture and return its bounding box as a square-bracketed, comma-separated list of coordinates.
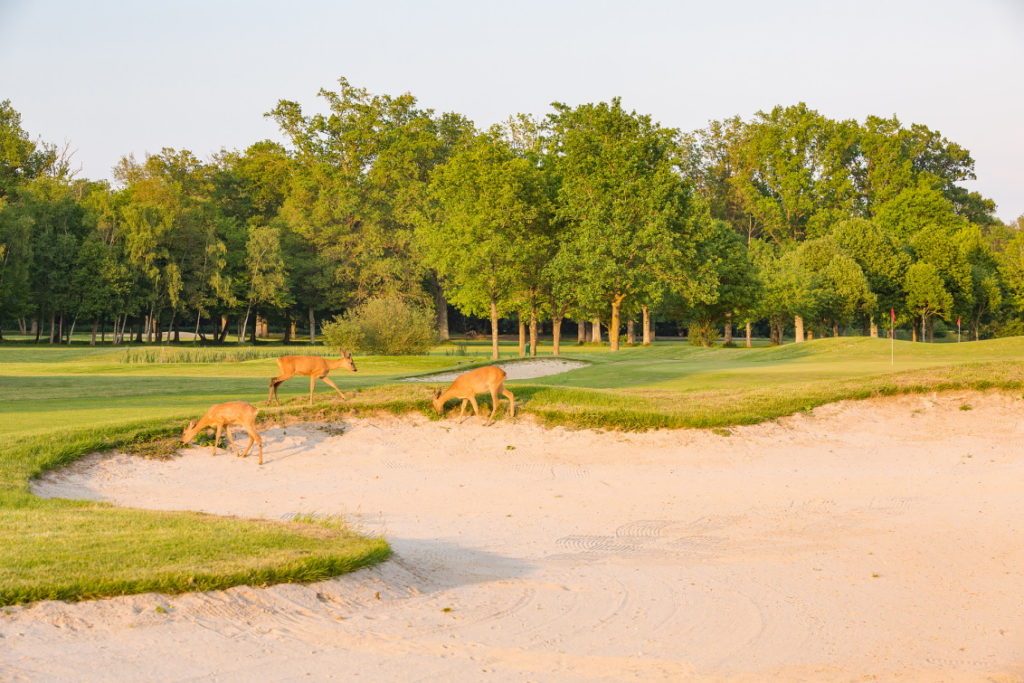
[891, 323, 894, 366]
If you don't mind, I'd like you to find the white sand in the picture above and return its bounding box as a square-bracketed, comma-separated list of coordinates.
[404, 358, 589, 382]
[5, 391, 1024, 681]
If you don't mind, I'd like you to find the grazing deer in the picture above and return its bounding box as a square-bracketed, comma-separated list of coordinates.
[268, 352, 357, 405]
[432, 365, 515, 425]
[181, 401, 264, 465]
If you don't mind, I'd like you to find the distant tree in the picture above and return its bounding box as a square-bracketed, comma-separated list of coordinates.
[547, 98, 706, 350]
[829, 217, 910, 335]
[239, 222, 291, 343]
[417, 130, 548, 359]
[905, 262, 953, 342]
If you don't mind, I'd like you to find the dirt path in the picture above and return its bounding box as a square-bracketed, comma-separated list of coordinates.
[6, 391, 1024, 681]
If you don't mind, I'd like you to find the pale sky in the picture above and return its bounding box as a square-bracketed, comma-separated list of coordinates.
[2, 0, 1022, 221]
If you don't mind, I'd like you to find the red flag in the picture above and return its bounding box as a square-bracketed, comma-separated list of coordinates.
[890, 308, 896, 324]
[957, 316, 961, 327]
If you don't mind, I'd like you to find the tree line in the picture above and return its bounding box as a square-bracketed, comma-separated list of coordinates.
[2, 80, 1023, 356]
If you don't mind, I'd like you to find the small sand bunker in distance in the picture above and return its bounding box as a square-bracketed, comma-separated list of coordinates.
[13, 390, 1024, 682]
[403, 358, 588, 382]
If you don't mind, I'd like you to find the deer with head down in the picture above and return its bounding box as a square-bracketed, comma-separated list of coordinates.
[432, 365, 515, 426]
[268, 352, 357, 405]
[181, 401, 264, 465]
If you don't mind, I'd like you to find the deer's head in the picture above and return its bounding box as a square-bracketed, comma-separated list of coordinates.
[181, 420, 199, 444]
[330, 351, 357, 373]
[431, 388, 444, 414]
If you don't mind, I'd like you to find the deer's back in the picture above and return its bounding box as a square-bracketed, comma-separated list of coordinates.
[449, 365, 506, 394]
[277, 355, 328, 375]
[208, 401, 258, 423]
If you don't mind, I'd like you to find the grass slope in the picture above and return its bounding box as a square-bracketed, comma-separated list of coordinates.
[3, 335, 1023, 605]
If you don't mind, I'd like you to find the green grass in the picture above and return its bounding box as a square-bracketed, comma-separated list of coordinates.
[3, 334, 1024, 606]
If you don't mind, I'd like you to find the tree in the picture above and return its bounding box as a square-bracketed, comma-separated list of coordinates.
[729, 103, 859, 242]
[268, 77, 473, 315]
[675, 220, 760, 346]
[905, 262, 953, 342]
[547, 98, 705, 351]
[417, 130, 548, 359]
[797, 238, 876, 337]
[239, 222, 290, 342]
[829, 218, 910, 335]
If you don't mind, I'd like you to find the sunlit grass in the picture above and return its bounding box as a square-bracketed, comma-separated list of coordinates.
[4, 334, 1024, 605]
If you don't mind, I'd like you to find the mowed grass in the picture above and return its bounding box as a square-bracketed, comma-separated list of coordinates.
[3, 335, 1024, 605]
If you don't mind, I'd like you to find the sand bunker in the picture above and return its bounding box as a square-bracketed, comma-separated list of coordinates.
[8, 391, 1024, 681]
[404, 358, 588, 382]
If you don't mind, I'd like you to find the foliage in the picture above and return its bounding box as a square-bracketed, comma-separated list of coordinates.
[321, 295, 437, 355]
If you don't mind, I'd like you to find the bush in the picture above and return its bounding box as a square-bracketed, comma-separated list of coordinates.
[321, 296, 438, 355]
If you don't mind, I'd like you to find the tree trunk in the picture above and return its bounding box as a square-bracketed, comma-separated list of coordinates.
[794, 315, 805, 343]
[518, 319, 526, 356]
[807, 328, 815, 341]
[592, 318, 602, 344]
[869, 319, 878, 338]
[434, 283, 449, 342]
[642, 306, 651, 346]
[283, 320, 293, 344]
[66, 314, 78, 344]
[552, 316, 563, 356]
[529, 311, 538, 357]
[90, 318, 98, 346]
[239, 303, 253, 344]
[911, 323, 918, 342]
[308, 307, 316, 345]
[609, 297, 623, 352]
[833, 323, 839, 338]
[577, 320, 586, 344]
[745, 320, 752, 348]
[33, 316, 40, 342]
[723, 313, 733, 345]
[920, 314, 926, 342]
[626, 319, 635, 345]
[489, 299, 500, 360]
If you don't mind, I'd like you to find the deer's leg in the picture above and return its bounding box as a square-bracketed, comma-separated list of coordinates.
[224, 426, 237, 454]
[502, 387, 516, 418]
[469, 396, 481, 421]
[268, 372, 291, 404]
[458, 399, 468, 419]
[212, 425, 222, 457]
[239, 426, 259, 461]
[485, 387, 500, 425]
[319, 375, 348, 400]
[309, 374, 316, 404]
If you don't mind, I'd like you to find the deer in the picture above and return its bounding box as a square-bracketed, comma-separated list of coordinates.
[181, 401, 264, 465]
[432, 365, 515, 426]
[268, 352, 357, 405]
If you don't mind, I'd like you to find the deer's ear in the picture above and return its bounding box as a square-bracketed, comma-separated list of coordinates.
[344, 350, 352, 358]
[432, 389, 442, 398]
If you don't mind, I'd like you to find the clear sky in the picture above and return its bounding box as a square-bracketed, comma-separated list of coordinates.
[1, 0, 1022, 221]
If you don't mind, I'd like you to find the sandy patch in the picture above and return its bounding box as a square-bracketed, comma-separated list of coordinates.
[404, 358, 588, 382]
[6, 391, 1024, 681]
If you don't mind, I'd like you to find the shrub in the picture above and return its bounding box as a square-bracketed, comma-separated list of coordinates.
[321, 296, 438, 355]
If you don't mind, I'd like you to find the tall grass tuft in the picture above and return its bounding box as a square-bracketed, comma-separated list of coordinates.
[119, 347, 336, 364]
